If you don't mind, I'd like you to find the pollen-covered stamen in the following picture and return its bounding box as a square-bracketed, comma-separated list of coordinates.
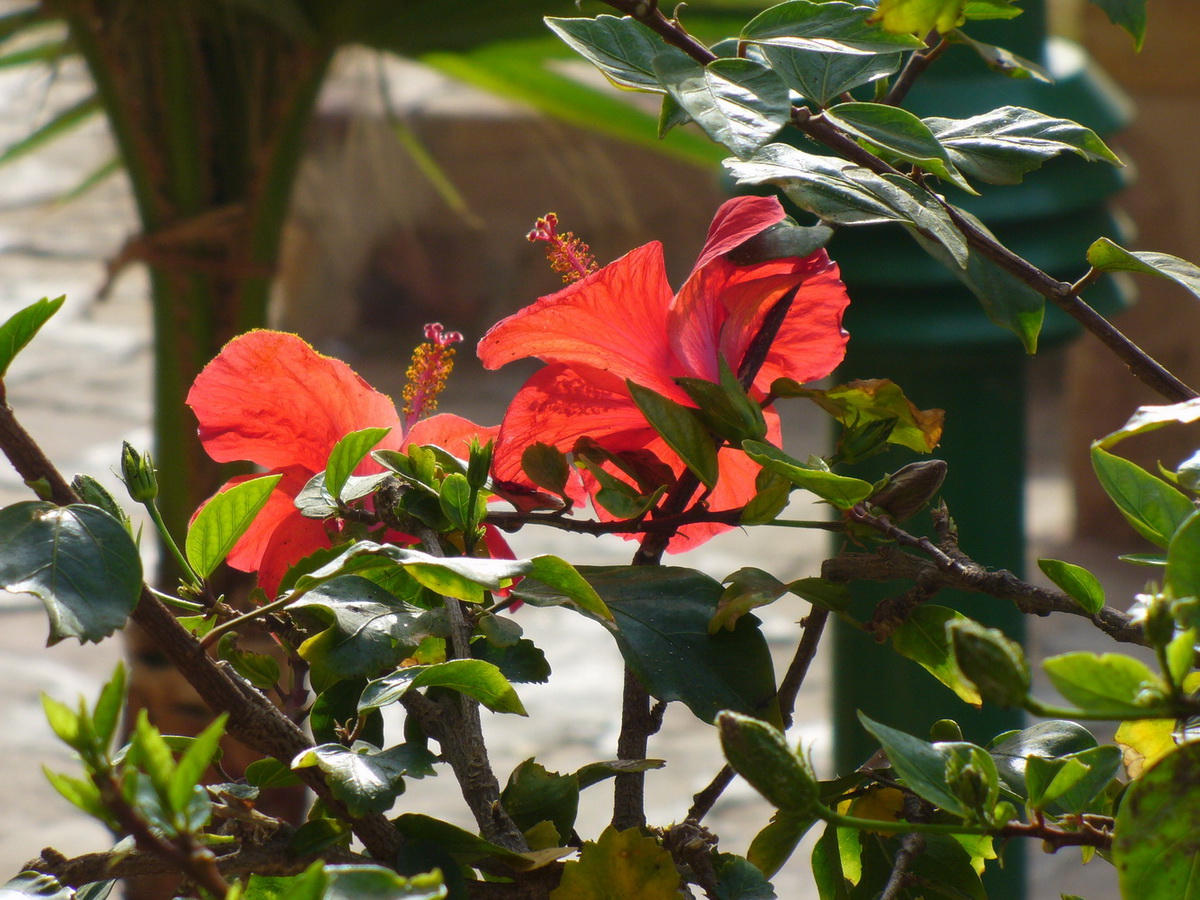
[402, 322, 463, 427]
[527, 212, 598, 283]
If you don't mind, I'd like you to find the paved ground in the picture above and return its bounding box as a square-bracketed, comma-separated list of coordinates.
[0, 41, 1146, 900]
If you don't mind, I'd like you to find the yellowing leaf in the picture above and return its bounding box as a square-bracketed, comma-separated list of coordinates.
[550, 826, 678, 900]
[873, 0, 967, 34]
[1116, 672, 1200, 777]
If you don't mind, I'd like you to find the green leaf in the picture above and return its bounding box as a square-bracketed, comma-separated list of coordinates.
[963, 0, 1023, 19]
[325, 865, 446, 900]
[1096, 398, 1200, 449]
[1042, 652, 1164, 716]
[726, 143, 969, 267]
[359, 658, 526, 716]
[186, 474, 281, 580]
[551, 826, 679, 900]
[93, 663, 127, 750]
[474, 638, 552, 685]
[890, 606, 982, 706]
[827, 102, 974, 192]
[782, 377, 944, 453]
[1088, 237, 1200, 301]
[627, 379, 720, 488]
[1088, 0, 1148, 51]
[748, 810, 817, 879]
[0, 873, 74, 899]
[169, 714, 227, 816]
[1091, 446, 1195, 548]
[1037, 558, 1105, 614]
[713, 854, 775, 900]
[292, 741, 437, 818]
[903, 205, 1044, 352]
[574, 758, 666, 790]
[0, 501, 141, 644]
[756, 42, 900, 108]
[675, 358, 768, 446]
[244, 757, 304, 789]
[652, 51, 790, 159]
[740, 469, 794, 525]
[502, 759, 579, 841]
[544, 15, 664, 91]
[217, 635, 282, 690]
[786, 577, 852, 611]
[521, 442, 571, 498]
[873, 0, 968, 34]
[526, 555, 612, 621]
[244, 864, 329, 900]
[1115, 743, 1200, 896]
[742, 1, 926, 54]
[326, 427, 391, 500]
[988, 720, 1098, 797]
[438, 472, 477, 533]
[0, 295, 64, 379]
[42, 768, 110, 823]
[710, 567, 790, 633]
[944, 32, 1053, 82]
[925, 107, 1121, 186]
[857, 713, 973, 816]
[1026, 744, 1121, 814]
[525, 566, 780, 726]
[0, 94, 100, 168]
[742, 440, 873, 509]
[1168, 511, 1200, 601]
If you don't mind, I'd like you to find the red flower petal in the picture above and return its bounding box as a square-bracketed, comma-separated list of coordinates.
[477, 243, 682, 398]
[216, 467, 316, 573]
[255, 513, 334, 599]
[693, 195, 787, 270]
[406, 413, 499, 458]
[187, 331, 402, 472]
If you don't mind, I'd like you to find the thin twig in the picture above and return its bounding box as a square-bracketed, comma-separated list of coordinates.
[883, 35, 949, 107]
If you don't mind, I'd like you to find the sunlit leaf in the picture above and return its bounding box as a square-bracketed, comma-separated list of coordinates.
[1114, 744, 1200, 897]
[186, 474, 281, 579]
[0, 295, 64, 379]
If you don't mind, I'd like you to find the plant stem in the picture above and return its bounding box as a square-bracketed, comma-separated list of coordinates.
[144, 498, 201, 588]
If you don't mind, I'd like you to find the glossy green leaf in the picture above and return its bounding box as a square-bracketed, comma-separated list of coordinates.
[1026, 744, 1121, 814]
[544, 15, 664, 91]
[310, 680, 383, 748]
[326, 427, 391, 501]
[652, 50, 790, 160]
[1088, 0, 1148, 51]
[757, 41, 900, 107]
[890, 606, 982, 706]
[527, 555, 611, 621]
[0, 873, 74, 900]
[244, 757, 304, 789]
[474, 637, 551, 685]
[391, 813, 529, 867]
[501, 759, 579, 841]
[1115, 743, 1200, 896]
[552, 826, 679, 900]
[710, 567, 790, 633]
[0, 501, 141, 644]
[243, 864, 328, 900]
[858, 713, 973, 816]
[743, 440, 873, 508]
[1096, 398, 1200, 450]
[786, 576, 852, 611]
[873, 0, 967, 34]
[359, 658, 526, 716]
[438, 472, 477, 534]
[0, 295, 64, 379]
[1037, 558, 1105, 614]
[529, 566, 780, 726]
[827, 101, 973, 192]
[1091, 446, 1195, 548]
[741, 1, 926, 54]
[1042, 652, 1164, 716]
[325, 865, 446, 900]
[627, 379, 719, 488]
[726, 142, 969, 267]
[924, 106, 1121, 185]
[904, 206, 1045, 352]
[989, 720, 1098, 797]
[186, 473, 281, 579]
[1167, 511, 1200, 601]
[811, 822, 851, 900]
[713, 855, 775, 900]
[944, 31, 1053, 82]
[292, 741, 437, 818]
[1088, 237, 1200, 301]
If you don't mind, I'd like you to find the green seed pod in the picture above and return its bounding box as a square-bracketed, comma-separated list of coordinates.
[717, 711, 818, 813]
[120, 441, 158, 503]
[948, 619, 1031, 708]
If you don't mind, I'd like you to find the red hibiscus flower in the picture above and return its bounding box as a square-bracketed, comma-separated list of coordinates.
[187, 329, 498, 597]
[477, 195, 850, 552]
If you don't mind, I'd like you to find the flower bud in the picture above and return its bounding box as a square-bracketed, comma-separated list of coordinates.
[120, 441, 158, 503]
[1143, 593, 1177, 648]
[948, 619, 1031, 707]
[867, 459, 947, 521]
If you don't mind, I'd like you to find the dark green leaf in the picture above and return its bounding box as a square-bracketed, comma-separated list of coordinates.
[726, 143, 969, 266]
[858, 713, 972, 816]
[1167, 511, 1200, 601]
[811, 822, 851, 900]
[186, 474, 281, 580]
[360, 658, 526, 716]
[741, 1, 926, 54]
[652, 51, 790, 158]
[627, 379, 720, 488]
[924, 106, 1121, 186]
[1091, 446, 1195, 548]
[1037, 558, 1105, 614]
[1042, 652, 1164, 716]
[748, 810, 817, 879]
[714, 854, 776, 900]
[786, 577, 852, 611]
[1088, 0, 1147, 51]
[391, 813, 530, 866]
[1088, 237, 1200, 301]
[676, 358, 768, 446]
[742, 441, 873, 508]
[719, 711, 819, 812]
[217, 634, 282, 690]
[989, 720, 1098, 797]
[1026, 744, 1121, 814]
[0, 501, 141, 644]
[326, 427, 391, 500]
[502, 759, 579, 840]
[710, 567, 790, 633]
[1114, 743, 1200, 896]
[890, 606, 982, 705]
[566, 566, 780, 725]
[438, 473, 476, 534]
[827, 102, 973, 192]
[757, 42, 900, 107]
[473, 638, 551, 684]
[292, 741, 436, 818]
[521, 442, 570, 498]
[545, 15, 664, 91]
[0, 295, 64, 379]
[245, 757, 304, 789]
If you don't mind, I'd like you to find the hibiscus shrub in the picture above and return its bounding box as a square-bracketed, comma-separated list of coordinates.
[3, 1, 1200, 899]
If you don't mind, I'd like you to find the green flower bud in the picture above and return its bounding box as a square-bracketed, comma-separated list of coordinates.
[867, 459, 947, 521]
[717, 711, 818, 813]
[837, 417, 896, 465]
[1143, 593, 1177, 648]
[948, 619, 1031, 707]
[120, 441, 158, 503]
[930, 718, 964, 743]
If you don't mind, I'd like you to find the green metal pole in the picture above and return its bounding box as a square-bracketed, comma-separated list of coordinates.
[827, 6, 1131, 895]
